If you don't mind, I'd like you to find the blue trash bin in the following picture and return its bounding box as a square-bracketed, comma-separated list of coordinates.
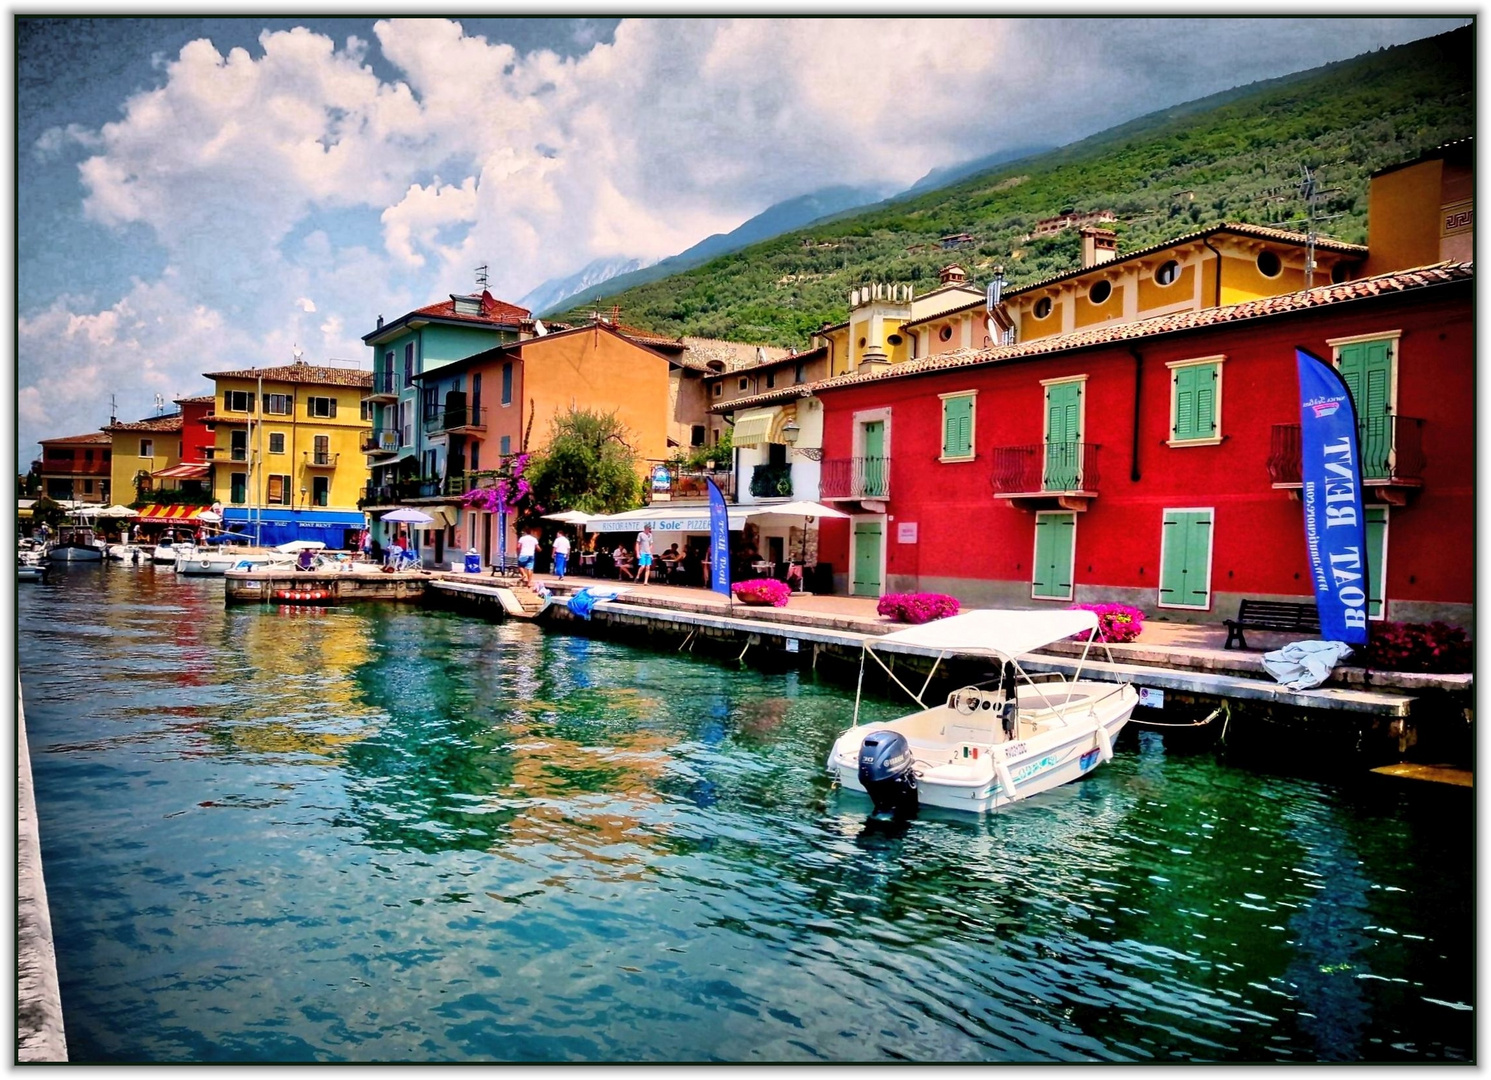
[464, 552, 481, 574]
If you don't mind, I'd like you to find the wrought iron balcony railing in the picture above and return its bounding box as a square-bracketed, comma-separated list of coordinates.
[1267, 416, 1425, 486]
[990, 442, 1099, 496]
[422, 406, 487, 435]
[368, 370, 399, 397]
[819, 456, 889, 500]
[361, 429, 401, 454]
[644, 465, 735, 503]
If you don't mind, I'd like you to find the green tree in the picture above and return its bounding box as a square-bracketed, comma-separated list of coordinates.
[30, 496, 66, 534]
[523, 409, 643, 522]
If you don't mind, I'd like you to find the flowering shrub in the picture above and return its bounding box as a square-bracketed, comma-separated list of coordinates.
[1071, 602, 1145, 643]
[463, 453, 534, 517]
[1363, 620, 1471, 673]
[877, 592, 960, 624]
[733, 578, 792, 607]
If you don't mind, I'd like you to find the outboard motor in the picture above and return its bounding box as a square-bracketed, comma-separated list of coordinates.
[858, 730, 918, 818]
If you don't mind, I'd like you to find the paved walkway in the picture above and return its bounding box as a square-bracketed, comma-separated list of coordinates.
[533, 574, 1469, 694]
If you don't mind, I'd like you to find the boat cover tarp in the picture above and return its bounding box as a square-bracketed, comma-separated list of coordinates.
[1261, 640, 1354, 691]
[873, 608, 1100, 660]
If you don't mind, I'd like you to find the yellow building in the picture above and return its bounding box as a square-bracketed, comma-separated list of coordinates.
[104, 412, 183, 505]
[202, 358, 372, 547]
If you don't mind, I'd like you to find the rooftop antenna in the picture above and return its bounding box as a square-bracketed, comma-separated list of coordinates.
[475, 264, 489, 291]
[293, 344, 304, 364]
[109, 394, 117, 425]
[153, 393, 165, 415]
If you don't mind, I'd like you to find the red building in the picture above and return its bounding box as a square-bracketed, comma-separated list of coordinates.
[811, 262, 1472, 629]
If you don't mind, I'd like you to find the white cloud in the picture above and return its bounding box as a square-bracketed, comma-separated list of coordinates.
[23, 14, 1464, 458]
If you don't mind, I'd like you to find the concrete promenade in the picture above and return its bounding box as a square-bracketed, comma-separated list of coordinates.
[527, 573, 1470, 698]
[17, 684, 67, 1061]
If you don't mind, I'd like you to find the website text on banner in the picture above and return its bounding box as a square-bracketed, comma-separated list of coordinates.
[1294, 346, 1369, 645]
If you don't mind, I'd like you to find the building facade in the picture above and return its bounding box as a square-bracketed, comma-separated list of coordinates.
[38, 431, 113, 503]
[202, 359, 372, 546]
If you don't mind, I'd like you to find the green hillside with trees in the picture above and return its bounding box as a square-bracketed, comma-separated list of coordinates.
[555, 27, 1473, 346]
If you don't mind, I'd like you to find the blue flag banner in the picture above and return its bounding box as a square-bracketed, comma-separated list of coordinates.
[1295, 347, 1370, 645]
[707, 478, 732, 597]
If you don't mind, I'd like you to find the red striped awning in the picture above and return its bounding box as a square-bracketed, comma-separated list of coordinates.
[152, 462, 211, 480]
[138, 504, 209, 520]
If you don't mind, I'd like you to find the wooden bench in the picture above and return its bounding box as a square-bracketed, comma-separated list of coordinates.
[1223, 599, 1320, 650]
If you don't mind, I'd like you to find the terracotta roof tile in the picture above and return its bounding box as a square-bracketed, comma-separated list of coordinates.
[105, 414, 184, 433]
[202, 362, 373, 388]
[41, 430, 113, 445]
[412, 291, 532, 325]
[173, 394, 215, 405]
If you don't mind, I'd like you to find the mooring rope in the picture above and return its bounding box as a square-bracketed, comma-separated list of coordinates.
[1128, 701, 1230, 731]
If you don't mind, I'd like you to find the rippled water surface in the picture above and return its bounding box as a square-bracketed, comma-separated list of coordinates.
[19, 566, 1473, 1062]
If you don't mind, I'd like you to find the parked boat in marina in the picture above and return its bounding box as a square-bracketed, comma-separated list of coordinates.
[46, 528, 105, 562]
[826, 609, 1138, 815]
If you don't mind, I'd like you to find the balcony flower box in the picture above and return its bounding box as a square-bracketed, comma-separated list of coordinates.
[732, 578, 791, 607]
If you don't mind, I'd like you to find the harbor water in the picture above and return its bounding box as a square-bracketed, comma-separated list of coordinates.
[19, 566, 1473, 1062]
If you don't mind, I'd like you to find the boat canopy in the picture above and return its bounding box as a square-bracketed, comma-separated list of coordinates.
[873, 608, 1100, 660]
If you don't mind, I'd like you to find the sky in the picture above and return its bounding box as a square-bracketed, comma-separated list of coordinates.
[13, 14, 1473, 464]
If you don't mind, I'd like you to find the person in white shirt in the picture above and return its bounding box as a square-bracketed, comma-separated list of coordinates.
[552, 530, 571, 579]
[515, 528, 540, 586]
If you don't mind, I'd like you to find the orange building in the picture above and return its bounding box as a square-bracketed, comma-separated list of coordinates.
[408, 321, 673, 566]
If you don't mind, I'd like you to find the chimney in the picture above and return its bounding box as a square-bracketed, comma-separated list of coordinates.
[377, 315, 384, 329]
[858, 344, 890, 370]
[939, 264, 968, 285]
[1081, 227, 1118, 268]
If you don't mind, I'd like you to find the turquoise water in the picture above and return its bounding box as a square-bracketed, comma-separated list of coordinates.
[19, 566, 1473, 1062]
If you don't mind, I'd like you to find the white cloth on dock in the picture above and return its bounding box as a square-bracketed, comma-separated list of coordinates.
[1261, 640, 1354, 691]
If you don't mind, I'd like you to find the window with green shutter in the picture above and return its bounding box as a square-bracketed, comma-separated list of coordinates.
[1365, 506, 1387, 620]
[940, 393, 975, 460]
[1031, 511, 1076, 600]
[1158, 508, 1213, 609]
[1168, 358, 1222, 444]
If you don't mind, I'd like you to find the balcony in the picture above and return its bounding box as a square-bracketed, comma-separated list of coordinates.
[645, 465, 736, 504]
[990, 442, 1099, 511]
[361, 429, 401, 456]
[820, 457, 889, 502]
[1267, 416, 1425, 505]
[303, 450, 339, 468]
[749, 463, 794, 499]
[423, 406, 487, 436]
[367, 369, 399, 401]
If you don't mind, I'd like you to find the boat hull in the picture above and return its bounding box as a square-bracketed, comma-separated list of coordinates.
[828, 682, 1137, 814]
[46, 545, 103, 562]
[175, 551, 281, 576]
[17, 565, 48, 583]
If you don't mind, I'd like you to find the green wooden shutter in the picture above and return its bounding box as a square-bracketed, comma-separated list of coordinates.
[1173, 363, 1217, 440]
[1044, 382, 1081, 490]
[942, 396, 973, 457]
[328, 397, 338, 418]
[1032, 512, 1075, 599]
[1337, 340, 1392, 479]
[1365, 506, 1387, 619]
[1159, 510, 1213, 608]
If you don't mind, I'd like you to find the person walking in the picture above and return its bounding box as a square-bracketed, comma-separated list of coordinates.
[635, 523, 655, 585]
[552, 529, 571, 580]
[516, 527, 540, 587]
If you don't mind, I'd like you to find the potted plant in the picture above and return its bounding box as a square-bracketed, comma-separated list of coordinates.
[732, 578, 791, 607]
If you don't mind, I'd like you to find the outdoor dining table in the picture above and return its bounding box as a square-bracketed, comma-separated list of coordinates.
[579, 552, 598, 577]
[751, 560, 776, 578]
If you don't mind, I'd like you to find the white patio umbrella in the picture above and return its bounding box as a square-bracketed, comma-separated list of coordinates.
[197, 510, 222, 523]
[542, 510, 592, 525]
[381, 507, 434, 524]
[743, 501, 850, 520]
[96, 504, 140, 518]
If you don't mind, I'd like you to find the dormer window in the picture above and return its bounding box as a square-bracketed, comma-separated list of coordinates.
[454, 296, 482, 315]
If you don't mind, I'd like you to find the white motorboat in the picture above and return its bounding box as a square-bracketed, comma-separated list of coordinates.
[18, 548, 49, 582]
[152, 542, 193, 565]
[107, 544, 148, 563]
[175, 548, 284, 576]
[826, 609, 1138, 816]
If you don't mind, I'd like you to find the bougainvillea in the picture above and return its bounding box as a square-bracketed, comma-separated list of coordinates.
[1363, 620, 1471, 673]
[732, 578, 792, 607]
[877, 593, 960, 624]
[1071, 602, 1145, 643]
[462, 453, 534, 517]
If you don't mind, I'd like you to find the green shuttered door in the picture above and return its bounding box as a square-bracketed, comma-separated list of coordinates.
[1365, 506, 1387, 619]
[1159, 509, 1212, 608]
[1044, 381, 1081, 490]
[1032, 512, 1075, 600]
[1336, 340, 1392, 479]
[852, 520, 883, 597]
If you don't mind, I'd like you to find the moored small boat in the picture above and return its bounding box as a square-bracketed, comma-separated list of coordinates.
[826, 609, 1138, 816]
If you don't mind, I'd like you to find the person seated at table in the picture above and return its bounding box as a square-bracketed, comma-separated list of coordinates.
[661, 543, 681, 562]
[612, 543, 635, 581]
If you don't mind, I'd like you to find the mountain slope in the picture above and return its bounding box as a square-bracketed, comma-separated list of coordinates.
[520, 256, 652, 315]
[553, 27, 1473, 346]
[548, 183, 891, 315]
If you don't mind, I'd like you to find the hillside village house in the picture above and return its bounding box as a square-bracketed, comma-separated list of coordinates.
[360, 288, 539, 553]
[203, 359, 372, 547]
[38, 431, 113, 503]
[405, 321, 674, 567]
[104, 411, 182, 505]
[788, 142, 1471, 629]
